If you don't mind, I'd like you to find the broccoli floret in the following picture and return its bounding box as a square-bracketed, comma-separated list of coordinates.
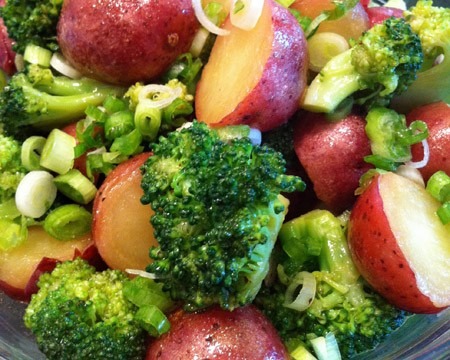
[24, 258, 147, 360]
[391, 0, 450, 112]
[0, 133, 27, 203]
[0, 64, 125, 140]
[302, 16, 423, 113]
[140, 121, 305, 311]
[0, 0, 63, 54]
[255, 210, 409, 359]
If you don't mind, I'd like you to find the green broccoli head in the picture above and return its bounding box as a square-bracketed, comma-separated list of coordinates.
[391, 0, 450, 111]
[0, 0, 63, 54]
[140, 121, 305, 311]
[302, 17, 423, 113]
[352, 17, 423, 103]
[0, 64, 125, 140]
[0, 134, 26, 203]
[24, 258, 146, 360]
[255, 210, 408, 358]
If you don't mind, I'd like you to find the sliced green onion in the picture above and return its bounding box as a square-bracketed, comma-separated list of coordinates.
[43, 204, 92, 240]
[308, 32, 349, 73]
[190, 27, 211, 58]
[437, 202, 450, 225]
[123, 276, 174, 313]
[406, 139, 429, 169]
[104, 110, 135, 140]
[0, 217, 28, 251]
[110, 129, 143, 156]
[310, 333, 342, 360]
[426, 171, 450, 203]
[192, 0, 230, 36]
[40, 129, 76, 174]
[23, 44, 52, 67]
[50, 52, 82, 79]
[53, 169, 97, 205]
[138, 84, 182, 109]
[134, 103, 162, 140]
[135, 305, 171, 337]
[21, 136, 46, 171]
[290, 345, 318, 360]
[284, 271, 317, 311]
[230, 0, 264, 31]
[15, 170, 57, 218]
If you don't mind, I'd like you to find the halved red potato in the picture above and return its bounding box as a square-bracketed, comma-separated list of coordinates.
[92, 152, 157, 271]
[195, 0, 308, 132]
[0, 226, 93, 301]
[348, 172, 450, 313]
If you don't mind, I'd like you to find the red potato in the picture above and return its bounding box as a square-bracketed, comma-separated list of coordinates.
[0, 226, 93, 301]
[195, 0, 308, 132]
[348, 172, 450, 313]
[365, 6, 404, 27]
[0, 3, 16, 76]
[290, 0, 370, 40]
[92, 152, 157, 271]
[146, 305, 289, 360]
[57, 0, 199, 85]
[406, 101, 450, 182]
[293, 111, 373, 213]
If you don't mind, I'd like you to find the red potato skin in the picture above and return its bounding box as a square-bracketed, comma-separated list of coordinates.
[293, 111, 373, 213]
[23, 244, 106, 301]
[196, 0, 308, 132]
[0, 1, 16, 76]
[219, 4, 307, 132]
[0, 236, 98, 302]
[365, 7, 404, 27]
[406, 101, 450, 182]
[347, 175, 439, 313]
[146, 305, 289, 360]
[57, 0, 199, 85]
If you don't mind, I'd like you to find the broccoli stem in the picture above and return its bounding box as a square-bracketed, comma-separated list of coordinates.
[302, 50, 360, 113]
[392, 43, 450, 112]
[36, 76, 124, 96]
[22, 85, 121, 130]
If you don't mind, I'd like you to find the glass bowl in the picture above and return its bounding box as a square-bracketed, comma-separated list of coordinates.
[1, 0, 449, 359]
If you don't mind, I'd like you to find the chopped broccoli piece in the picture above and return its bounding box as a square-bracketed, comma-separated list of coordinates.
[255, 210, 409, 358]
[140, 121, 305, 311]
[0, 0, 63, 54]
[302, 16, 423, 113]
[392, 0, 450, 112]
[0, 64, 125, 140]
[24, 258, 147, 360]
[0, 133, 27, 203]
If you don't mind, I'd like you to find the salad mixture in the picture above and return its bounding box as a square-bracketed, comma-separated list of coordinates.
[0, 0, 449, 359]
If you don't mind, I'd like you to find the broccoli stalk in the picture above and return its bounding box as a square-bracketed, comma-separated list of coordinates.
[140, 121, 305, 311]
[0, 64, 125, 139]
[391, 0, 450, 112]
[302, 17, 423, 113]
[0, 0, 63, 53]
[24, 258, 147, 360]
[255, 209, 409, 358]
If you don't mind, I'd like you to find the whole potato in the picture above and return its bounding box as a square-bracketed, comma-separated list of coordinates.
[146, 305, 289, 360]
[57, 0, 199, 85]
